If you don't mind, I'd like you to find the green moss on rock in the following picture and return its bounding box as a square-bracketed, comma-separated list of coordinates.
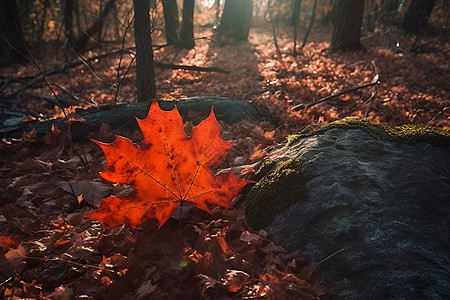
[245, 117, 450, 230]
[287, 117, 450, 147]
[245, 157, 314, 230]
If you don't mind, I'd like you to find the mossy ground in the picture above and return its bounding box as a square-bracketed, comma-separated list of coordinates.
[245, 117, 450, 230]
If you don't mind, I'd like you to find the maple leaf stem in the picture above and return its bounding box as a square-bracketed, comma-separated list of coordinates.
[125, 158, 181, 201]
[178, 201, 183, 234]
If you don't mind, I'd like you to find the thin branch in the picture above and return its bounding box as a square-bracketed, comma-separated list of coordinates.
[292, 60, 380, 111]
[18, 254, 116, 273]
[155, 61, 229, 73]
[314, 248, 344, 267]
[410, 34, 445, 53]
[114, 13, 134, 106]
[75, 0, 117, 51]
[35, 94, 85, 107]
[4, 11, 89, 170]
[4, 46, 227, 98]
[153, 34, 214, 50]
[293, 0, 302, 56]
[301, 0, 317, 49]
[267, 0, 282, 60]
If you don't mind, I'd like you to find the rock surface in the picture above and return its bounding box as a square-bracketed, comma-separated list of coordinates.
[244, 122, 450, 299]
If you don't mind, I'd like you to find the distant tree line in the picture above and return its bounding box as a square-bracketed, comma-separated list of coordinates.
[1, 0, 447, 101]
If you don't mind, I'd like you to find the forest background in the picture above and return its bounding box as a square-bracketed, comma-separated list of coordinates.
[0, 0, 449, 299]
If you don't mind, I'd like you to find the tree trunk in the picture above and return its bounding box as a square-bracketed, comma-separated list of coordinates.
[380, 0, 401, 27]
[133, 0, 156, 102]
[162, 0, 179, 45]
[63, 0, 74, 43]
[75, 0, 116, 51]
[219, 0, 253, 41]
[215, 0, 221, 23]
[301, 0, 317, 48]
[321, 0, 334, 25]
[290, 0, 302, 26]
[38, 0, 50, 40]
[331, 0, 364, 51]
[179, 0, 195, 49]
[401, 0, 437, 34]
[0, 0, 29, 67]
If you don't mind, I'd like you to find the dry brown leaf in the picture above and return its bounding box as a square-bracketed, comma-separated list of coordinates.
[4, 246, 26, 272]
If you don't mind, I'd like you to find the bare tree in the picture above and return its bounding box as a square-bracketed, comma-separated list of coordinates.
[63, 0, 74, 43]
[179, 0, 195, 49]
[291, 0, 302, 26]
[215, 0, 221, 23]
[75, 0, 116, 51]
[402, 0, 437, 34]
[331, 0, 364, 51]
[0, 0, 29, 67]
[219, 0, 253, 41]
[133, 0, 156, 102]
[380, 0, 401, 27]
[162, 0, 179, 45]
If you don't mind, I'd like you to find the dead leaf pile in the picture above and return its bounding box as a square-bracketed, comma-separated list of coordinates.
[0, 114, 331, 299]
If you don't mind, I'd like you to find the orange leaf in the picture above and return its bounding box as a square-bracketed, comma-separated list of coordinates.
[86, 101, 251, 229]
[0, 235, 20, 251]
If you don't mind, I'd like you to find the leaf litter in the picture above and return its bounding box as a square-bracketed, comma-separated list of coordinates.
[1, 22, 448, 299]
[0, 104, 331, 299]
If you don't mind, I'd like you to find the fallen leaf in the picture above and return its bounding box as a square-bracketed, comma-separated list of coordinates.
[136, 279, 157, 299]
[101, 276, 112, 285]
[46, 285, 74, 300]
[86, 102, 251, 229]
[225, 270, 249, 292]
[4, 246, 26, 272]
[53, 239, 71, 247]
[211, 228, 234, 256]
[58, 180, 111, 206]
[0, 235, 20, 251]
[240, 230, 263, 246]
[77, 194, 84, 206]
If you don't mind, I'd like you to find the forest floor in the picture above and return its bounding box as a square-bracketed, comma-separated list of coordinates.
[0, 23, 449, 299]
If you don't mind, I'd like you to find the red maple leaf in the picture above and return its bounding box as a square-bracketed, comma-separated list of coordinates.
[86, 102, 251, 229]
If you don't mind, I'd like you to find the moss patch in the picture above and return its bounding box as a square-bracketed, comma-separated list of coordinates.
[287, 117, 450, 147]
[244, 157, 315, 230]
[245, 117, 450, 230]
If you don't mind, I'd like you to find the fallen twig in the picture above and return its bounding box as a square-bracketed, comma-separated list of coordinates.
[410, 34, 447, 53]
[35, 94, 88, 107]
[292, 60, 380, 111]
[18, 36, 89, 170]
[155, 61, 229, 73]
[4, 49, 229, 98]
[314, 248, 344, 267]
[114, 13, 135, 106]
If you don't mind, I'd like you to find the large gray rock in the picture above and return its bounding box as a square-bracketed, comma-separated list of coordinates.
[245, 119, 450, 299]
